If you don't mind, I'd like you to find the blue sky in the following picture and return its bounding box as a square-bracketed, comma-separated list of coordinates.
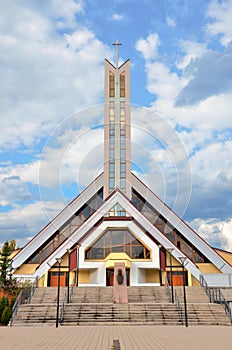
[0, 0, 232, 250]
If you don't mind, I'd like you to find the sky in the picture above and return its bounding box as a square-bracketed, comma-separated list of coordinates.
[0, 0, 232, 251]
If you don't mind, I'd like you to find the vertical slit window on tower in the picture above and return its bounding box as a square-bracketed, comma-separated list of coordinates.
[109, 178, 115, 189]
[120, 102, 125, 121]
[121, 135, 126, 143]
[109, 72, 115, 97]
[109, 162, 114, 172]
[121, 163, 126, 172]
[121, 149, 126, 158]
[120, 72, 125, 97]
[120, 125, 126, 135]
[109, 124, 115, 135]
[109, 149, 114, 158]
[109, 103, 115, 123]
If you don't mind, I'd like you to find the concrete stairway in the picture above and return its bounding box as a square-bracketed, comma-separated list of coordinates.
[11, 286, 232, 326]
[69, 286, 170, 304]
[12, 304, 57, 326]
[174, 286, 231, 326]
[70, 286, 113, 303]
[184, 303, 231, 326]
[175, 286, 210, 303]
[12, 287, 66, 327]
[127, 286, 170, 303]
[218, 288, 232, 302]
[29, 287, 66, 304]
[62, 286, 180, 326]
[62, 303, 182, 326]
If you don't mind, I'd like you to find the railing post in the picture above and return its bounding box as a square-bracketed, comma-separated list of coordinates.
[167, 248, 174, 303]
[178, 257, 188, 327]
[59, 291, 67, 325]
[55, 257, 62, 328]
[165, 276, 171, 302]
[175, 289, 183, 324]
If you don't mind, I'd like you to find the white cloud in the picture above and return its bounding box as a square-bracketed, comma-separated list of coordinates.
[146, 62, 187, 101]
[0, 4, 112, 151]
[135, 31, 232, 248]
[166, 16, 176, 28]
[65, 29, 95, 50]
[191, 141, 232, 182]
[135, 33, 160, 61]
[177, 40, 207, 70]
[206, 0, 232, 46]
[190, 217, 232, 252]
[40, 126, 104, 188]
[0, 201, 64, 247]
[166, 93, 232, 137]
[49, 0, 84, 28]
[0, 176, 32, 207]
[131, 106, 192, 218]
[111, 13, 124, 21]
[175, 46, 232, 106]
[0, 124, 104, 190]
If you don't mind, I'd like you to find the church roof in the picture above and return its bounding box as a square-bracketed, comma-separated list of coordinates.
[12, 171, 232, 281]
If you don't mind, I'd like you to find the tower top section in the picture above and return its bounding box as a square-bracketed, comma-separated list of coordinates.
[112, 39, 122, 68]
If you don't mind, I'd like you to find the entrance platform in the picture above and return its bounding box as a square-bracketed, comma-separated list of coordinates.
[1, 325, 232, 349]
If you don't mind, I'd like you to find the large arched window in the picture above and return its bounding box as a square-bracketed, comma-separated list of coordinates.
[85, 229, 150, 260]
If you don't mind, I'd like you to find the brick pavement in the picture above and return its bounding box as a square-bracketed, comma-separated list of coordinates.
[0, 326, 232, 350]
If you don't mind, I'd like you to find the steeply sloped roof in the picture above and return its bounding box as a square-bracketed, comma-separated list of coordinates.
[131, 173, 232, 274]
[12, 178, 232, 280]
[12, 173, 104, 269]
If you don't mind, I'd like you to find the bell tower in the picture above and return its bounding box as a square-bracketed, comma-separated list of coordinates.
[103, 41, 131, 199]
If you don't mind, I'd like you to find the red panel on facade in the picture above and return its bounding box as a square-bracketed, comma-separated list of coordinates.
[70, 248, 77, 271]
[160, 250, 166, 270]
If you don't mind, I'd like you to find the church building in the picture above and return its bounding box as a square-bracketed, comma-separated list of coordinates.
[11, 46, 232, 289]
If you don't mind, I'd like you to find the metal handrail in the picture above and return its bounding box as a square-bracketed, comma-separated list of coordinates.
[60, 291, 67, 325]
[200, 274, 232, 324]
[175, 289, 183, 324]
[9, 276, 39, 326]
[27, 276, 39, 304]
[211, 288, 232, 324]
[9, 290, 23, 326]
[200, 275, 212, 302]
[69, 285, 74, 303]
[165, 276, 171, 302]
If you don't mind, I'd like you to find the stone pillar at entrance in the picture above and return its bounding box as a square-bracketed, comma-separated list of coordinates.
[113, 262, 128, 303]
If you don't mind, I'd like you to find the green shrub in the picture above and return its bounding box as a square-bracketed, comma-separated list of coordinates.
[10, 297, 16, 309]
[1, 305, 12, 325]
[0, 296, 9, 320]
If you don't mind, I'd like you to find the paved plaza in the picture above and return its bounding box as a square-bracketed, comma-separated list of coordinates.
[0, 326, 232, 350]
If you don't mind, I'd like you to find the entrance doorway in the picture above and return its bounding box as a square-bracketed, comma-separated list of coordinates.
[172, 274, 184, 286]
[167, 271, 188, 286]
[48, 272, 67, 286]
[106, 268, 130, 286]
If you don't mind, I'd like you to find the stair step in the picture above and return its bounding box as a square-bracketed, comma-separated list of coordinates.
[11, 286, 231, 327]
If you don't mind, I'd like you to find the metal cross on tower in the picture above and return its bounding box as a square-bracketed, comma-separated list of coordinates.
[112, 39, 122, 68]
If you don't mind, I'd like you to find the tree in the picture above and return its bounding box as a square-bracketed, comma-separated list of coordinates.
[1, 305, 12, 325]
[0, 241, 12, 289]
[0, 240, 18, 293]
[9, 240, 16, 252]
[0, 296, 8, 320]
